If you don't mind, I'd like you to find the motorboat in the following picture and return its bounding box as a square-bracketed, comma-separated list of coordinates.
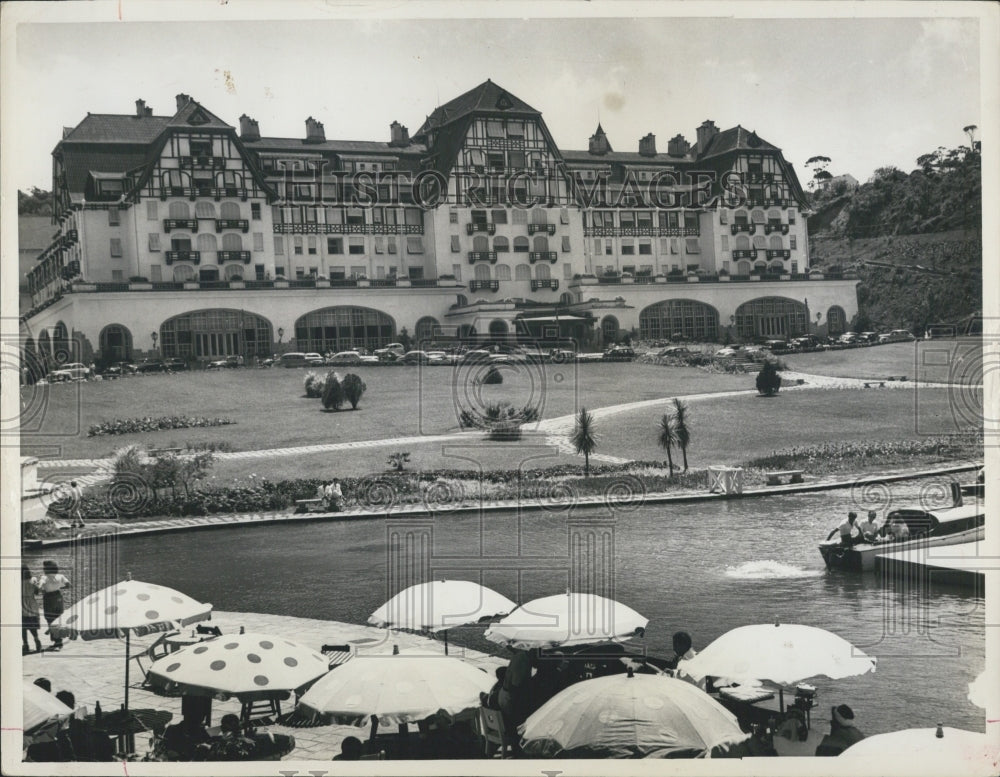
[818, 485, 984, 571]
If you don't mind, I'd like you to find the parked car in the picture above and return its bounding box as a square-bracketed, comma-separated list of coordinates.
[164, 358, 189, 371]
[374, 343, 406, 359]
[838, 332, 858, 345]
[878, 329, 915, 344]
[328, 351, 363, 365]
[301, 352, 326, 366]
[763, 339, 788, 351]
[603, 346, 636, 362]
[714, 347, 739, 358]
[460, 350, 493, 364]
[425, 351, 455, 365]
[857, 331, 878, 344]
[279, 352, 309, 368]
[206, 356, 239, 369]
[48, 362, 92, 381]
[135, 360, 167, 373]
[99, 361, 137, 377]
[660, 345, 692, 358]
[399, 350, 431, 365]
[793, 335, 822, 349]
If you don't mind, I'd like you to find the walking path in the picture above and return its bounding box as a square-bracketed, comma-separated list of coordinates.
[26, 461, 982, 549]
[19, 610, 504, 761]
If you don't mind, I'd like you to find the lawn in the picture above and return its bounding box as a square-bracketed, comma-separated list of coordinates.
[783, 338, 984, 383]
[593, 386, 982, 467]
[21, 363, 752, 460]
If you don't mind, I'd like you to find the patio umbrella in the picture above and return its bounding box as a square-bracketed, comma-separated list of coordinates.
[520, 672, 749, 758]
[23, 680, 73, 735]
[368, 580, 517, 654]
[968, 669, 992, 710]
[680, 623, 876, 713]
[49, 577, 212, 710]
[146, 632, 329, 701]
[840, 726, 998, 766]
[484, 592, 648, 650]
[297, 654, 494, 727]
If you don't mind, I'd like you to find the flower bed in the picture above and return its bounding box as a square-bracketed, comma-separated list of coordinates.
[88, 416, 236, 437]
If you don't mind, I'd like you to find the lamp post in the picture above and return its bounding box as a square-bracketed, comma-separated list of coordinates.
[151, 331, 158, 356]
[277, 327, 284, 357]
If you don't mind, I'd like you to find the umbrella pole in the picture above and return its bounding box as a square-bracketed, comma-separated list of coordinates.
[444, 630, 448, 656]
[124, 631, 130, 712]
[778, 687, 784, 714]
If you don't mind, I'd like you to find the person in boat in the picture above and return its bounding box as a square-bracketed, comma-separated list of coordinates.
[887, 515, 910, 542]
[837, 512, 860, 547]
[857, 511, 880, 543]
[815, 704, 865, 756]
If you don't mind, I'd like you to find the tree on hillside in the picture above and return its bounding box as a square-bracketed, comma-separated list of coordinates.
[658, 413, 677, 476]
[805, 155, 832, 190]
[18, 188, 53, 216]
[571, 408, 597, 477]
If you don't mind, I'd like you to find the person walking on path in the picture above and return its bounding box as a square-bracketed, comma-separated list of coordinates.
[37, 560, 71, 650]
[68, 481, 85, 529]
[22, 565, 43, 654]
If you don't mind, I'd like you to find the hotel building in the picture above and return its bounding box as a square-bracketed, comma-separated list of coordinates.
[21, 80, 858, 365]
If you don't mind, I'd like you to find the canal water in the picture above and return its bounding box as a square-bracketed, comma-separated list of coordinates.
[26, 475, 986, 736]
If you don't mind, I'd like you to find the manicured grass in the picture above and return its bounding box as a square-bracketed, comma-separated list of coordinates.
[784, 338, 983, 383]
[21, 364, 752, 460]
[593, 386, 982, 467]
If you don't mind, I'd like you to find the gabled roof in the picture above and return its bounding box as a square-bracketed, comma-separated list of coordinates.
[416, 79, 540, 135]
[561, 150, 688, 165]
[246, 137, 427, 155]
[168, 98, 233, 131]
[60, 114, 172, 144]
[698, 126, 780, 159]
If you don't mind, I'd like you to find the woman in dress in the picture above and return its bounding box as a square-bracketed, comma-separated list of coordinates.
[37, 560, 71, 650]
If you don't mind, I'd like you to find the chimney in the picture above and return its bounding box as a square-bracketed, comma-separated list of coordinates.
[135, 99, 146, 117]
[696, 120, 719, 155]
[667, 134, 691, 156]
[588, 124, 612, 156]
[239, 114, 261, 142]
[175, 93, 191, 111]
[305, 116, 325, 143]
[390, 121, 409, 147]
[638, 133, 656, 157]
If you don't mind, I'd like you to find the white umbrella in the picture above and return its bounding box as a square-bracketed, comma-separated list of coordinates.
[520, 672, 748, 758]
[484, 592, 648, 650]
[968, 669, 992, 710]
[23, 680, 73, 734]
[840, 726, 998, 768]
[682, 623, 876, 685]
[297, 654, 494, 727]
[49, 577, 212, 710]
[146, 632, 330, 701]
[368, 580, 516, 654]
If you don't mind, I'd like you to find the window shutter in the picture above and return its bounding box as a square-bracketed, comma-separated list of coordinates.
[148, 233, 160, 251]
[146, 201, 158, 221]
[110, 238, 123, 257]
[451, 235, 461, 253]
[562, 236, 571, 252]
[254, 233, 264, 251]
[274, 236, 284, 255]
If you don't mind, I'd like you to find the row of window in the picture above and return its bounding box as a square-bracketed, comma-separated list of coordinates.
[136, 233, 265, 254]
[586, 211, 700, 230]
[723, 235, 798, 251]
[451, 235, 571, 253]
[591, 237, 701, 256]
[274, 206, 423, 227]
[458, 208, 571, 225]
[723, 209, 797, 225]
[274, 235, 425, 256]
[149, 201, 261, 221]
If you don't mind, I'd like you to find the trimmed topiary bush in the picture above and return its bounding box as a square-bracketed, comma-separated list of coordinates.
[481, 366, 503, 385]
[756, 361, 782, 396]
[322, 371, 345, 411]
[342, 373, 367, 410]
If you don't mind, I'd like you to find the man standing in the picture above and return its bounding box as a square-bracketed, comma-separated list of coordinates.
[838, 512, 859, 547]
[68, 481, 85, 529]
[815, 704, 865, 756]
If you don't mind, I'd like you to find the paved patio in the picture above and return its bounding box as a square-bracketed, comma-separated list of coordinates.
[20, 610, 505, 761]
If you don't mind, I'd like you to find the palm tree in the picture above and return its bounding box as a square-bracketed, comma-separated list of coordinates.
[672, 398, 690, 472]
[571, 407, 597, 477]
[658, 413, 676, 475]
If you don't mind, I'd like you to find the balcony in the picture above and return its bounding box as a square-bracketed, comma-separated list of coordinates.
[583, 226, 700, 238]
[273, 223, 423, 235]
[766, 249, 791, 260]
[529, 251, 558, 264]
[466, 222, 496, 235]
[731, 249, 758, 260]
[468, 251, 497, 264]
[730, 223, 756, 235]
[164, 250, 201, 265]
[528, 223, 556, 235]
[764, 222, 789, 235]
[217, 250, 252, 264]
[164, 219, 199, 233]
[215, 219, 249, 233]
[748, 198, 793, 208]
[530, 279, 560, 291]
[65, 229, 79, 244]
[178, 156, 227, 170]
[745, 172, 774, 184]
[469, 279, 500, 293]
[214, 187, 247, 201]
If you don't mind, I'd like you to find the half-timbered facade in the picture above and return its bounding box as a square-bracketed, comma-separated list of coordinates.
[22, 81, 858, 367]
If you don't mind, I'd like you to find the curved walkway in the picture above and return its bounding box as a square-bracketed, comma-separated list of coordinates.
[33, 371, 979, 472]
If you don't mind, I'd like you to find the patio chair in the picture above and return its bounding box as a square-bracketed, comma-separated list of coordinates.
[477, 706, 509, 758]
[130, 630, 179, 681]
[321, 643, 355, 669]
[195, 624, 222, 637]
[241, 698, 281, 728]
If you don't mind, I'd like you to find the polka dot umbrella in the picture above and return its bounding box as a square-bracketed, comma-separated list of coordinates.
[146, 633, 330, 703]
[49, 576, 213, 711]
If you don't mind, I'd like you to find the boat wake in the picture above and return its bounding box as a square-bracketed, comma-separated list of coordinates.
[725, 560, 823, 580]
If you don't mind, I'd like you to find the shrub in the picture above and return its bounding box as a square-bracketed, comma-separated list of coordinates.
[128, 276, 149, 283]
[322, 371, 345, 411]
[303, 371, 325, 398]
[387, 452, 411, 471]
[756, 362, 782, 396]
[459, 401, 539, 441]
[88, 416, 236, 436]
[342, 373, 367, 409]
[481, 366, 503, 385]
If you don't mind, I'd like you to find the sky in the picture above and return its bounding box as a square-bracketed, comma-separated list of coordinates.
[4, 5, 986, 192]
